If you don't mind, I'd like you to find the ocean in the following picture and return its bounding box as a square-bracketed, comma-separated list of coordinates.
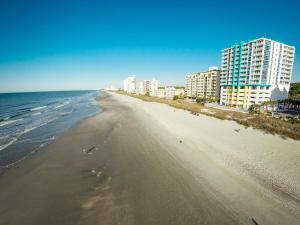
[0, 90, 101, 167]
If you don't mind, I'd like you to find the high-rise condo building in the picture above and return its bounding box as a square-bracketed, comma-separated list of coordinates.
[123, 76, 137, 93]
[143, 80, 151, 95]
[150, 78, 158, 96]
[138, 81, 144, 95]
[137, 79, 158, 96]
[186, 67, 220, 99]
[138, 80, 150, 95]
[220, 37, 295, 109]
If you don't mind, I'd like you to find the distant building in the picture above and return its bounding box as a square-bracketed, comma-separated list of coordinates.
[220, 37, 295, 109]
[185, 75, 195, 97]
[175, 87, 185, 97]
[105, 85, 118, 91]
[157, 87, 165, 98]
[136, 79, 158, 96]
[142, 80, 151, 95]
[123, 76, 136, 93]
[186, 67, 220, 99]
[138, 82, 144, 95]
[150, 78, 158, 96]
[165, 86, 176, 99]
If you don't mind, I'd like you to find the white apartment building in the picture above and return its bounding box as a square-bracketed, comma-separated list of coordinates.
[150, 78, 158, 96]
[105, 85, 118, 91]
[157, 86, 184, 98]
[143, 80, 151, 95]
[165, 86, 176, 99]
[220, 37, 295, 109]
[138, 82, 144, 95]
[186, 67, 220, 99]
[123, 76, 136, 93]
[137, 79, 158, 96]
[138, 80, 150, 95]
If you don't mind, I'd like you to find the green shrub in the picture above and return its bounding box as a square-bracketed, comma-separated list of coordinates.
[196, 97, 206, 105]
[173, 95, 179, 100]
[249, 104, 260, 114]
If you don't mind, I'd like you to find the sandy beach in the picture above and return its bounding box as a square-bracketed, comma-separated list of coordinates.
[0, 92, 299, 225]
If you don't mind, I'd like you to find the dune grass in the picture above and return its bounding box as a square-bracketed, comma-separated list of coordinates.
[117, 92, 300, 140]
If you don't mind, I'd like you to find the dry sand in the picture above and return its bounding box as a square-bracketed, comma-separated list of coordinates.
[0, 92, 299, 225]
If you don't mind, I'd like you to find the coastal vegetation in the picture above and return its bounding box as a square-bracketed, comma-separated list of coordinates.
[289, 82, 300, 100]
[173, 95, 179, 100]
[117, 91, 300, 140]
[196, 97, 216, 105]
[248, 104, 261, 114]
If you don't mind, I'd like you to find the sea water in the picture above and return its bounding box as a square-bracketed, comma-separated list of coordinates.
[0, 90, 101, 167]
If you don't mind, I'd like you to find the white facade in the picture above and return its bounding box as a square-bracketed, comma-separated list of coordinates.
[137, 79, 158, 96]
[165, 86, 176, 99]
[186, 67, 220, 99]
[220, 38, 295, 109]
[142, 80, 151, 95]
[150, 78, 158, 96]
[123, 76, 137, 93]
[138, 82, 144, 95]
[105, 85, 118, 91]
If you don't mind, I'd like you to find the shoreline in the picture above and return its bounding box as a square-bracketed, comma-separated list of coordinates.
[0, 92, 104, 173]
[0, 92, 299, 225]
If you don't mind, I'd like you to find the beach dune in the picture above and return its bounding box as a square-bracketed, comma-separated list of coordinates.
[0, 92, 299, 225]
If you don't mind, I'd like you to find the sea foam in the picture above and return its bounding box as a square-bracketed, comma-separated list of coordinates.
[30, 106, 47, 111]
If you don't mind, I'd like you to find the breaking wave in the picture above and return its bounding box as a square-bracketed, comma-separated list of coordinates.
[30, 106, 47, 111]
[0, 118, 23, 127]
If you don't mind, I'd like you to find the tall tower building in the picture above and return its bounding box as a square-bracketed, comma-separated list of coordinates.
[142, 80, 151, 94]
[123, 76, 137, 93]
[150, 78, 158, 96]
[220, 37, 295, 109]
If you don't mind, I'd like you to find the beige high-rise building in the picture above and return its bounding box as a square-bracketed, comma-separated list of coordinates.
[186, 67, 220, 99]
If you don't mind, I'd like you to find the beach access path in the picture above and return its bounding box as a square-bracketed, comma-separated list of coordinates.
[0, 92, 299, 225]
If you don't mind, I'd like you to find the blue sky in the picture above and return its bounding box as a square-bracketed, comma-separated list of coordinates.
[0, 0, 299, 92]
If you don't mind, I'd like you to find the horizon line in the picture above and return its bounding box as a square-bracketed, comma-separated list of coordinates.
[0, 89, 101, 94]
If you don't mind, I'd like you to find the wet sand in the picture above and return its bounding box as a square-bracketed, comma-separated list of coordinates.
[0, 93, 299, 225]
